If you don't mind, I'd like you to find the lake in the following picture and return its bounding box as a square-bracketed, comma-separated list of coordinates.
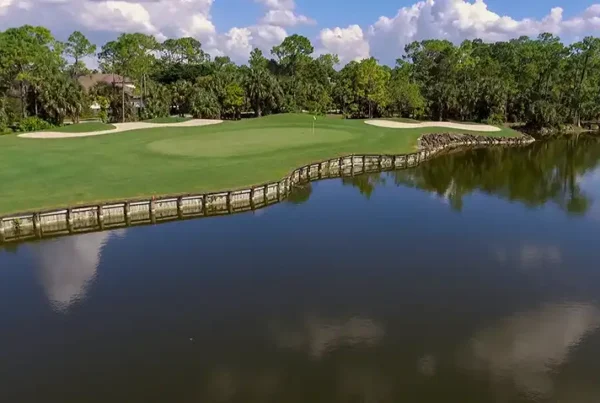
[1, 137, 599, 403]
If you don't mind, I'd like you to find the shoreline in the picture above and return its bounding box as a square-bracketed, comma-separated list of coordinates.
[0, 132, 535, 244]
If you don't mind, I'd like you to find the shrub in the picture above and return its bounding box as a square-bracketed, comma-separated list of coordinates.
[190, 89, 220, 119]
[13, 116, 55, 132]
[140, 83, 171, 120]
[485, 112, 505, 125]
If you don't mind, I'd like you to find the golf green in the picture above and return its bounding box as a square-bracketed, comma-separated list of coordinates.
[148, 127, 357, 157]
[0, 114, 520, 214]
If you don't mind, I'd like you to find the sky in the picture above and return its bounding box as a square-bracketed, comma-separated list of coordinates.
[1, 0, 599, 66]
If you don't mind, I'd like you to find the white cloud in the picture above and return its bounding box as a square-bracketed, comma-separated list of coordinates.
[0, 0, 217, 46]
[251, 24, 288, 50]
[366, 0, 600, 64]
[0, 0, 14, 16]
[261, 9, 315, 27]
[255, 0, 314, 28]
[77, 1, 159, 37]
[317, 25, 370, 64]
[255, 0, 295, 11]
[0, 0, 294, 63]
[217, 24, 287, 63]
[220, 27, 253, 62]
[1, 0, 600, 66]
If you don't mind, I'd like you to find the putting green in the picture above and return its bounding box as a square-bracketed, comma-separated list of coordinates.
[148, 127, 358, 158]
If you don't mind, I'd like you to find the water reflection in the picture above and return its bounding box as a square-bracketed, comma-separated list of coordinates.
[581, 169, 600, 221]
[270, 316, 384, 358]
[493, 243, 562, 270]
[286, 183, 313, 204]
[342, 174, 385, 199]
[31, 230, 124, 312]
[2, 138, 600, 403]
[288, 137, 600, 216]
[390, 137, 600, 214]
[463, 302, 600, 399]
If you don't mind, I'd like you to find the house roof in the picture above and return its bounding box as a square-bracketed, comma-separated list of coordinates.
[77, 74, 136, 92]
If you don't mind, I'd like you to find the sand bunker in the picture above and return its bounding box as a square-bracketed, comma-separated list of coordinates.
[19, 119, 223, 139]
[364, 119, 501, 132]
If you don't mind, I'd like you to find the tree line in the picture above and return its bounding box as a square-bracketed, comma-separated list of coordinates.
[1, 25, 599, 133]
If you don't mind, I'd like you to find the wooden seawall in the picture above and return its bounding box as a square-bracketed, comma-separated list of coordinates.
[0, 133, 534, 244]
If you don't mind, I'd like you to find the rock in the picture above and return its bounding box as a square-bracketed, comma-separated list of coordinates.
[417, 132, 534, 151]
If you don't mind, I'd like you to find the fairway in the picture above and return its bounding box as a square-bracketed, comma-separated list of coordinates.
[0, 114, 521, 214]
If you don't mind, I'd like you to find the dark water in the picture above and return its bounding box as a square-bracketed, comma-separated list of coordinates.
[1, 137, 600, 403]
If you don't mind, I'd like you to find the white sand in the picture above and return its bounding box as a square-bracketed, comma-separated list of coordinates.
[364, 119, 501, 132]
[18, 119, 224, 139]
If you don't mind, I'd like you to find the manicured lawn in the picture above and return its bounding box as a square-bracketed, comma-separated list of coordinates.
[52, 122, 116, 133]
[145, 116, 192, 124]
[0, 114, 521, 214]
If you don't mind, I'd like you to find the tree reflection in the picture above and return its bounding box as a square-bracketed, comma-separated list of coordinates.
[286, 183, 313, 205]
[393, 137, 600, 214]
[0, 242, 20, 255]
[342, 174, 385, 199]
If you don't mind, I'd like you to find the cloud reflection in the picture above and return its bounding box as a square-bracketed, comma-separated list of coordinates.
[493, 243, 562, 269]
[462, 302, 600, 399]
[32, 230, 124, 312]
[271, 316, 384, 358]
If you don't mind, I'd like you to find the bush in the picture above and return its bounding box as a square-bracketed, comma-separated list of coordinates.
[485, 112, 505, 125]
[140, 83, 171, 120]
[190, 89, 220, 119]
[13, 116, 55, 132]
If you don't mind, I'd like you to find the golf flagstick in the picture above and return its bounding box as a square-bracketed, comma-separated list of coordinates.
[313, 116, 316, 134]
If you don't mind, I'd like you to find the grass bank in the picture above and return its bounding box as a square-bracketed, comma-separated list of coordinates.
[0, 114, 520, 214]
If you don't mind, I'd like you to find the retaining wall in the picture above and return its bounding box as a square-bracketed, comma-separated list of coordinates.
[0, 133, 535, 244]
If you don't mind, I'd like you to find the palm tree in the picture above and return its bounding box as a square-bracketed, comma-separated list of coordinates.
[170, 80, 192, 116]
[64, 80, 87, 124]
[142, 82, 171, 119]
[245, 68, 282, 117]
[189, 86, 220, 119]
[37, 76, 86, 125]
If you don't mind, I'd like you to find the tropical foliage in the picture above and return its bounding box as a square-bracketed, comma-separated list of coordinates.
[1, 25, 600, 132]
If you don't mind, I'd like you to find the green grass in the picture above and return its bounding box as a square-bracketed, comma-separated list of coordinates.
[52, 122, 116, 133]
[0, 114, 520, 214]
[148, 127, 358, 158]
[145, 116, 192, 124]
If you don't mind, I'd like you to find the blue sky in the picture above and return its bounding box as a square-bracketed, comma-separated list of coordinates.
[1, 0, 599, 65]
[213, 0, 600, 31]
